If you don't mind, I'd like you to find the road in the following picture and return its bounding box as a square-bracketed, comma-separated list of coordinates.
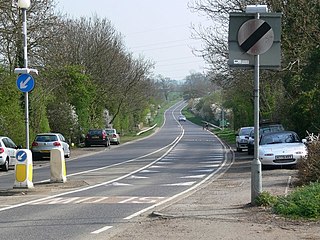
[0, 101, 233, 240]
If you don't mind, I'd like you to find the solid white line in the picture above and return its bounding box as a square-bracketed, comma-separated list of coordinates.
[91, 225, 113, 234]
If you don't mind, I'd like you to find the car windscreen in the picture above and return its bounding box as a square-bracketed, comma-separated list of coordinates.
[239, 128, 253, 135]
[35, 135, 58, 142]
[260, 132, 300, 145]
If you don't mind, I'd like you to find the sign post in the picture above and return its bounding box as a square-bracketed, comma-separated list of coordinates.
[15, 1, 38, 150]
[228, 5, 281, 204]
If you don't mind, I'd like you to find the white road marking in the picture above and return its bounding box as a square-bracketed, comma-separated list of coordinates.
[130, 175, 149, 179]
[91, 225, 113, 234]
[202, 164, 221, 168]
[191, 169, 214, 172]
[149, 165, 164, 168]
[124, 140, 234, 220]
[180, 175, 206, 179]
[0, 120, 184, 213]
[141, 170, 159, 173]
[110, 182, 132, 186]
[163, 181, 196, 186]
[156, 161, 173, 164]
[200, 161, 222, 164]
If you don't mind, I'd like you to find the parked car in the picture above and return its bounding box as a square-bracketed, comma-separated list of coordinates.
[31, 133, 71, 160]
[178, 115, 186, 122]
[106, 128, 120, 145]
[235, 126, 253, 152]
[247, 122, 285, 155]
[84, 129, 110, 147]
[259, 131, 307, 166]
[0, 136, 21, 171]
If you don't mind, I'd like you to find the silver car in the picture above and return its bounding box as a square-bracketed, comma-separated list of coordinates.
[106, 128, 120, 145]
[31, 133, 71, 160]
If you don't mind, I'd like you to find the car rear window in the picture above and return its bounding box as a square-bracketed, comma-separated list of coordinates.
[106, 129, 115, 134]
[89, 130, 103, 135]
[35, 135, 58, 142]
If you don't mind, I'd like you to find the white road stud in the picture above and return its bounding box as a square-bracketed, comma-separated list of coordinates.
[50, 148, 67, 183]
[14, 149, 34, 189]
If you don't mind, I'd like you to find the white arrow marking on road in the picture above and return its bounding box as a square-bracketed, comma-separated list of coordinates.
[20, 76, 31, 89]
[17, 152, 26, 161]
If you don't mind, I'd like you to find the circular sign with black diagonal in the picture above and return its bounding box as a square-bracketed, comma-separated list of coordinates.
[237, 19, 274, 55]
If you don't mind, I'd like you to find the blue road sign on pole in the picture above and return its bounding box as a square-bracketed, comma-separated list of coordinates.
[16, 150, 28, 162]
[16, 73, 35, 92]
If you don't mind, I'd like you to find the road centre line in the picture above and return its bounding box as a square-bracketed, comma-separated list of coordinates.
[90, 101, 187, 235]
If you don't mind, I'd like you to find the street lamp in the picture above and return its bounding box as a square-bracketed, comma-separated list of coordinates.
[18, 0, 31, 149]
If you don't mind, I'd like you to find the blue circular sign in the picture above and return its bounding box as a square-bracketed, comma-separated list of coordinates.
[16, 74, 35, 92]
[16, 150, 27, 162]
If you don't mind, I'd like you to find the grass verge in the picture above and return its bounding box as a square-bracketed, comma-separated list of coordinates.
[255, 182, 320, 220]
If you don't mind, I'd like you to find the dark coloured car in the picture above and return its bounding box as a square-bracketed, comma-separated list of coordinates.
[85, 129, 110, 147]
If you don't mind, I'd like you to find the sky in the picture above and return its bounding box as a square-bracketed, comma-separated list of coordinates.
[56, 0, 209, 81]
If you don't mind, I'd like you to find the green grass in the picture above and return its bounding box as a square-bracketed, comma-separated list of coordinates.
[254, 182, 320, 220]
[121, 99, 181, 144]
[212, 128, 236, 145]
[273, 182, 320, 220]
[181, 108, 203, 126]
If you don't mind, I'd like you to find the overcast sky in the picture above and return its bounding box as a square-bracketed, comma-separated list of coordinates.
[56, 0, 209, 80]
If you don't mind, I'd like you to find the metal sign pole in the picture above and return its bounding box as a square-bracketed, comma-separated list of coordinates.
[22, 7, 29, 149]
[251, 12, 262, 204]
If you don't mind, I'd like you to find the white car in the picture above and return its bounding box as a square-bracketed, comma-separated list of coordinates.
[259, 131, 307, 166]
[236, 127, 253, 152]
[0, 136, 21, 171]
[178, 115, 186, 121]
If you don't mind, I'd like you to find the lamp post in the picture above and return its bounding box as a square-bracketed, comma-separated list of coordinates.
[18, 0, 31, 149]
[245, 4, 268, 203]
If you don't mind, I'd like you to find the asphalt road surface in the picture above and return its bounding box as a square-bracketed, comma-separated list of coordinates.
[0, 101, 233, 240]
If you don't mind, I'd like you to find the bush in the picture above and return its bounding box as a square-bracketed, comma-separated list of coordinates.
[297, 140, 320, 184]
[255, 191, 278, 207]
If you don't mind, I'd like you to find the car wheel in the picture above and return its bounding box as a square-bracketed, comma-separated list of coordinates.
[1, 158, 9, 171]
[65, 151, 70, 158]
